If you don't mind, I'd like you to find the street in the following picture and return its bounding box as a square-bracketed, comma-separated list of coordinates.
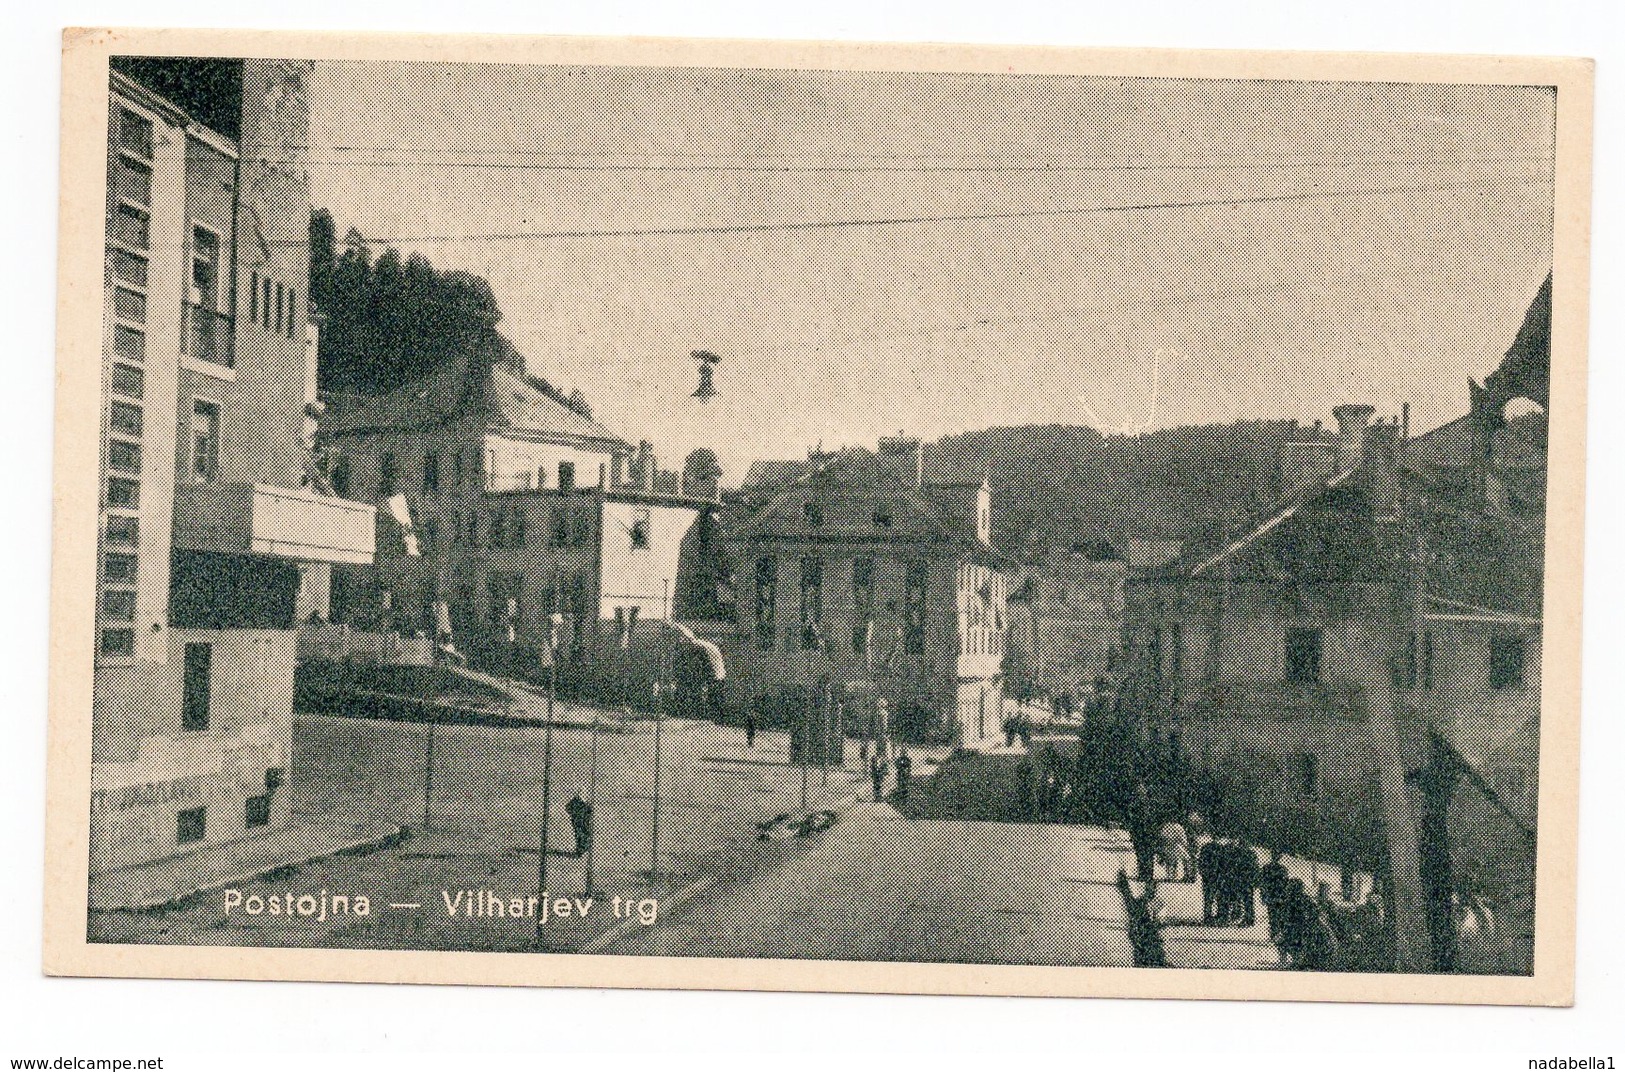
[89, 711, 862, 952]
[598, 804, 1139, 966]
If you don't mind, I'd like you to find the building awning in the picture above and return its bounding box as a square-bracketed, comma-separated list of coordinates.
[173, 482, 376, 565]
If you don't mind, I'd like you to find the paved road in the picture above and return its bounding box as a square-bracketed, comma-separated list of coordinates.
[600, 804, 1139, 966]
[89, 712, 860, 951]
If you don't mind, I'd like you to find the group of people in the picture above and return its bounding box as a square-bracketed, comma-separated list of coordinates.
[869, 750, 912, 805]
[1001, 712, 1035, 749]
[1196, 834, 1261, 926]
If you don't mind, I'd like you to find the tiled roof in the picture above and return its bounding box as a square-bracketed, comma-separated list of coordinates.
[735, 451, 975, 548]
[324, 361, 628, 448]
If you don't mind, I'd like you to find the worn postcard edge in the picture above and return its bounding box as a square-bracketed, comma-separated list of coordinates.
[43, 26, 1593, 1005]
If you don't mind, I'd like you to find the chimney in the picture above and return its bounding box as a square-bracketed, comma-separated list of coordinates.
[877, 434, 924, 488]
[1361, 415, 1402, 510]
[636, 441, 656, 491]
[1332, 404, 1375, 471]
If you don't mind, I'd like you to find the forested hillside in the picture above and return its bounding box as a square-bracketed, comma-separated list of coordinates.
[926, 420, 1314, 551]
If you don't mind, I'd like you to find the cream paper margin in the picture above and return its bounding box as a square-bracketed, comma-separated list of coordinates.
[45, 26, 1593, 1005]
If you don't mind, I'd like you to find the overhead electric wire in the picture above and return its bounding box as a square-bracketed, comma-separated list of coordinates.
[294, 174, 1555, 246]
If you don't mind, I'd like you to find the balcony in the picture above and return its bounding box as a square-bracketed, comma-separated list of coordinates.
[183, 303, 233, 369]
[173, 483, 375, 565]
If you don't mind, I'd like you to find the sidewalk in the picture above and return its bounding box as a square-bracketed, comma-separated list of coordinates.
[90, 816, 404, 911]
[1127, 874, 1282, 970]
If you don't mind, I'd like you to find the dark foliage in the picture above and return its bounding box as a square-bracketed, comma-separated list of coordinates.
[928, 420, 1312, 551]
[308, 210, 592, 418]
[111, 57, 244, 140]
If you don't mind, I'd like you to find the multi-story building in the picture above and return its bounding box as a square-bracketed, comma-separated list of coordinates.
[726, 436, 1011, 748]
[320, 359, 717, 685]
[92, 62, 376, 879]
[1006, 541, 1128, 705]
[1123, 385, 1544, 973]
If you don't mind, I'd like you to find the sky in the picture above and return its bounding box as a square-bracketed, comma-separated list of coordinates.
[306, 63, 1554, 484]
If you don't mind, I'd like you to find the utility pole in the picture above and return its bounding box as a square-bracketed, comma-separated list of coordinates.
[534, 612, 558, 946]
[1368, 417, 1434, 973]
[421, 699, 435, 828]
[584, 706, 600, 896]
[649, 580, 668, 882]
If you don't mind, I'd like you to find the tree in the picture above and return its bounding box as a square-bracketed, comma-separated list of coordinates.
[307, 210, 596, 415]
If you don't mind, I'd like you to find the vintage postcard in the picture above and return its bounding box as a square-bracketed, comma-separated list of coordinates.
[45, 28, 1590, 1004]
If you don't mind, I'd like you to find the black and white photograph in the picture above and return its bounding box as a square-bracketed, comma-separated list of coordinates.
[41, 28, 1589, 1009]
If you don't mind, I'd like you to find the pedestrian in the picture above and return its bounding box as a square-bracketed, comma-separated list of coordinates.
[1198, 837, 1225, 923]
[1003, 713, 1018, 748]
[893, 750, 913, 805]
[744, 709, 756, 749]
[1274, 878, 1313, 967]
[1231, 841, 1260, 927]
[1126, 782, 1158, 883]
[1158, 817, 1193, 882]
[564, 794, 594, 858]
[1259, 849, 1291, 930]
[870, 754, 888, 802]
[1017, 714, 1033, 749]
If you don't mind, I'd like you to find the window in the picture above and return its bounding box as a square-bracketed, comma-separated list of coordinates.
[111, 204, 150, 250]
[110, 362, 143, 399]
[113, 287, 146, 323]
[104, 515, 139, 546]
[629, 508, 650, 549]
[99, 627, 134, 656]
[904, 561, 927, 655]
[113, 155, 151, 206]
[117, 108, 154, 159]
[800, 557, 824, 648]
[558, 461, 575, 491]
[190, 401, 220, 483]
[107, 439, 141, 473]
[275, 282, 285, 335]
[1286, 627, 1322, 683]
[190, 226, 221, 309]
[851, 557, 875, 652]
[423, 451, 440, 493]
[245, 794, 272, 828]
[113, 324, 144, 362]
[261, 277, 272, 330]
[106, 477, 139, 508]
[249, 271, 259, 323]
[1489, 634, 1526, 690]
[287, 286, 298, 339]
[378, 452, 396, 496]
[452, 450, 464, 487]
[101, 588, 136, 621]
[176, 806, 206, 845]
[111, 248, 148, 288]
[109, 400, 143, 437]
[181, 642, 212, 731]
[755, 556, 778, 650]
[103, 552, 137, 583]
[804, 501, 823, 527]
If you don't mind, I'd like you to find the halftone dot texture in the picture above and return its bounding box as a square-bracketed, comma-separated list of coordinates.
[91, 59, 1548, 976]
